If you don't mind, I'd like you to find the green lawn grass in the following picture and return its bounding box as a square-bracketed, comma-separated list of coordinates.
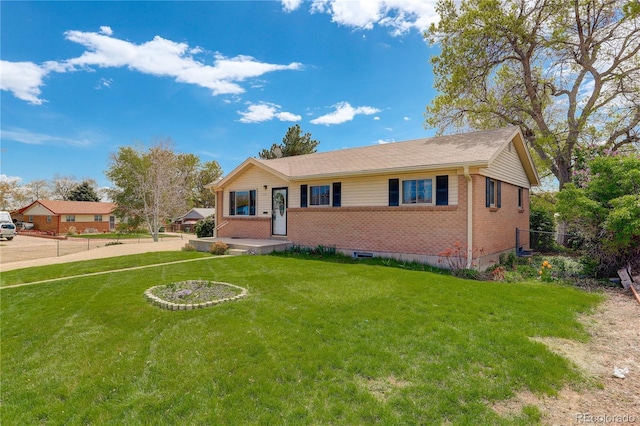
[0, 255, 602, 424]
[0, 252, 212, 288]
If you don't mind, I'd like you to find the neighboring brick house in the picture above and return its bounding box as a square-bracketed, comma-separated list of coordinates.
[209, 126, 539, 269]
[16, 200, 117, 235]
[170, 208, 215, 233]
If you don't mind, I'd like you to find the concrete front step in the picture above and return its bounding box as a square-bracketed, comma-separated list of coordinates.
[228, 248, 249, 256]
[189, 237, 292, 255]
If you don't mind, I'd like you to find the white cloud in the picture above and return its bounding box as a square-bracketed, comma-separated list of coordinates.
[276, 111, 303, 121]
[376, 139, 395, 144]
[309, 0, 439, 35]
[63, 30, 303, 95]
[403, 116, 411, 121]
[1, 128, 93, 147]
[1, 28, 304, 104]
[310, 101, 380, 125]
[94, 77, 113, 90]
[373, 116, 380, 120]
[237, 102, 301, 123]
[282, 0, 304, 12]
[99, 26, 113, 36]
[0, 60, 49, 105]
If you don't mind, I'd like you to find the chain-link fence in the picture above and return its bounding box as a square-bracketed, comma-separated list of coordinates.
[516, 227, 574, 254]
[0, 235, 184, 264]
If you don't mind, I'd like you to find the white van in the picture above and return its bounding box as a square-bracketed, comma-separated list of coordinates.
[0, 211, 11, 223]
[0, 222, 16, 240]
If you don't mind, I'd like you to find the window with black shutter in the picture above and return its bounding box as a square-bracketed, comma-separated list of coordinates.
[249, 190, 256, 215]
[486, 177, 501, 208]
[300, 184, 308, 208]
[436, 175, 448, 206]
[388, 179, 399, 206]
[332, 182, 341, 207]
[229, 191, 236, 215]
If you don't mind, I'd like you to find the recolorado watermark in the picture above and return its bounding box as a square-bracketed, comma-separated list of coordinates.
[576, 413, 637, 424]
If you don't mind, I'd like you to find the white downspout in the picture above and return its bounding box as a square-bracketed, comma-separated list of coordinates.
[464, 166, 473, 269]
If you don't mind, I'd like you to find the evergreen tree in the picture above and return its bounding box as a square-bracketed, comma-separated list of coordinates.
[259, 125, 319, 159]
[68, 180, 100, 202]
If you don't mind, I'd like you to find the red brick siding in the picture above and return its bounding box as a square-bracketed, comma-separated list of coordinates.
[215, 190, 224, 234]
[28, 216, 112, 235]
[472, 175, 530, 265]
[214, 174, 531, 269]
[217, 217, 271, 239]
[59, 221, 112, 234]
[31, 216, 60, 233]
[288, 202, 467, 257]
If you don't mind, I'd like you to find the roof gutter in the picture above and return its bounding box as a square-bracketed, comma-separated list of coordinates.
[464, 165, 473, 269]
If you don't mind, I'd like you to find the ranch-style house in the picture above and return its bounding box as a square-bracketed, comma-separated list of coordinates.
[209, 126, 539, 269]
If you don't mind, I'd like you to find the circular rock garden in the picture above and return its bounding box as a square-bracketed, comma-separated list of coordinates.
[145, 280, 247, 310]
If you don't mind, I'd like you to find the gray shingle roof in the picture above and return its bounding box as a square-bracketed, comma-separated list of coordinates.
[254, 126, 520, 178]
[214, 126, 539, 187]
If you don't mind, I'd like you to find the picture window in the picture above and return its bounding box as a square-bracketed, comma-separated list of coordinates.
[402, 179, 433, 204]
[310, 185, 330, 206]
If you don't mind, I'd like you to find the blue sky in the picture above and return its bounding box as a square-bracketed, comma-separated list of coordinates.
[1, 1, 441, 189]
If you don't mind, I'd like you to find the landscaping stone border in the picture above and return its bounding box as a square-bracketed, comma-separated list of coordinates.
[144, 281, 248, 311]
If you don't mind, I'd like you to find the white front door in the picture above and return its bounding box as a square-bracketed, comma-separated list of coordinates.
[272, 188, 287, 236]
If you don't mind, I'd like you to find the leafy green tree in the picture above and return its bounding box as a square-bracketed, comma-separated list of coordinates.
[106, 140, 190, 242]
[68, 180, 100, 202]
[195, 216, 215, 238]
[192, 160, 223, 208]
[173, 154, 222, 208]
[258, 125, 319, 159]
[529, 201, 556, 252]
[556, 154, 640, 275]
[425, 0, 640, 188]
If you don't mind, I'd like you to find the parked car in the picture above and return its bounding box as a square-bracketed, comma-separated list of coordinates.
[15, 221, 34, 230]
[0, 222, 17, 240]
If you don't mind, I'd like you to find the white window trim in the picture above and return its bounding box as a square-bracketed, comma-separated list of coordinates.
[401, 178, 435, 206]
[309, 184, 331, 206]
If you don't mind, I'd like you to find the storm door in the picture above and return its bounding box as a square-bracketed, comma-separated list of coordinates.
[272, 188, 288, 236]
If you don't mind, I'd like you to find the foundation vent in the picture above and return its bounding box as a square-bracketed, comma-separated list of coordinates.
[353, 251, 374, 259]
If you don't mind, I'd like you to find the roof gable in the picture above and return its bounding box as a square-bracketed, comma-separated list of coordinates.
[182, 208, 215, 220]
[23, 200, 116, 215]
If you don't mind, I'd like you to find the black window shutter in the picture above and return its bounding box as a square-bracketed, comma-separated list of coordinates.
[497, 181, 502, 208]
[518, 187, 522, 208]
[332, 182, 341, 207]
[229, 191, 236, 216]
[249, 190, 256, 215]
[389, 179, 399, 206]
[436, 175, 448, 206]
[485, 177, 491, 207]
[300, 185, 308, 208]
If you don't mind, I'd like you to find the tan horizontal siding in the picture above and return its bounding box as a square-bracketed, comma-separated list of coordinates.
[223, 164, 288, 216]
[290, 171, 459, 208]
[481, 142, 530, 188]
[62, 215, 106, 222]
